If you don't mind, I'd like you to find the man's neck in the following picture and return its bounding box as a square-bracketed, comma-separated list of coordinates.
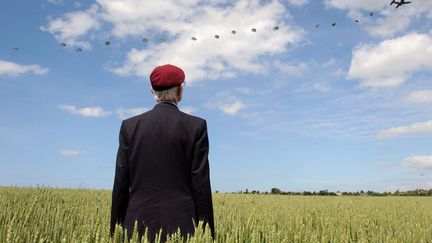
[158, 100, 178, 106]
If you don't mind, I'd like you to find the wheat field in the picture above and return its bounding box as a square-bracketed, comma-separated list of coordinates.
[1, 187, 431, 242]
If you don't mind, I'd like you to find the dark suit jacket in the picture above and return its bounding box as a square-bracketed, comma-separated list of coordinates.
[110, 102, 215, 242]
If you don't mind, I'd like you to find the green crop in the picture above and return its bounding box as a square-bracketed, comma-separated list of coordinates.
[1, 187, 431, 242]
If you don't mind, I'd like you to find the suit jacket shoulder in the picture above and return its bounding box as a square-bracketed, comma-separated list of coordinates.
[122, 107, 207, 130]
[179, 110, 207, 127]
[120, 110, 152, 134]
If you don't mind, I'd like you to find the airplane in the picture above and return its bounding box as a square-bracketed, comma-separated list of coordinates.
[390, 0, 412, 9]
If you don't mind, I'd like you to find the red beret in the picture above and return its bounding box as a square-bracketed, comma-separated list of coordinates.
[149, 64, 185, 91]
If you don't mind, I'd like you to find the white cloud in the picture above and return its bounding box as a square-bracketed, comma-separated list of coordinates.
[348, 33, 432, 88]
[377, 120, 432, 139]
[0, 60, 48, 76]
[217, 100, 246, 115]
[323, 58, 337, 68]
[403, 90, 432, 104]
[296, 81, 332, 93]
[331, 67, 345, 77]
[403, 156, 432, 170]
[325, 0, 432, 38]
[58, 105, 152, 119]
[73, 2, 82, 8]
[110, 0, 303, 82]
[235, 87, 253, 95]
[40, 5, 101, 49]
[273, 60, 308, 76]
[47, 0, 63, 4]
[312, 82, 331, 92]
[58, 105, 112, 117]
[96, 0, 199, 37]
[180, 106, 197, 114]
[58, 149, 85, 157]
[287, 0, 309, 7]
[207, 91, 246, 116]
[324, 0, 386, 11]
[359, 10, 411, 38]
[116, 107, 148, 119]
[43, 0, 304, 82]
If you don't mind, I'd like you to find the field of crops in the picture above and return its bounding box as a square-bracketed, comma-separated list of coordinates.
[1, 186, 431, 242]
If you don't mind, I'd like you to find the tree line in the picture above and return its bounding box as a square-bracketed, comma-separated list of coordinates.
[214, 188, 432, 196]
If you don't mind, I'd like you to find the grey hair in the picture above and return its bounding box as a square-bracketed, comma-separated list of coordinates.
[151, 85, 180, 102]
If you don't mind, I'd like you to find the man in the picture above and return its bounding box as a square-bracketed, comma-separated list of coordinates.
[110, 64, 215, 242]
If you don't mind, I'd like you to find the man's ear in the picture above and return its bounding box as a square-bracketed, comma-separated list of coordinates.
[177, 85, 183, 102]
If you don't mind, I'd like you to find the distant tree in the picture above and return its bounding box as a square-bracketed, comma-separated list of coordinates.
[271, 188, 281, 194]
[318, 190, 329, 196]
[245, 188, 249, 194]
[215, 190, 219, 193]
[405, 191, 417, 196]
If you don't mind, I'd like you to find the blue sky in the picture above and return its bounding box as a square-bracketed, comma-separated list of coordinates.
[1, 0, 432, 192]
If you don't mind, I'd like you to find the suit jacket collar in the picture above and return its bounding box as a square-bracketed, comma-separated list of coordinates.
[154, 101, 179, 110]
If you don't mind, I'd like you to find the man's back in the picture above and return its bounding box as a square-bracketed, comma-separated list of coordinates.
[110, 101, 215, 242]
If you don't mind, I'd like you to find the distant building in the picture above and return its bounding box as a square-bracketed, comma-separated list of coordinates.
[336, 191, 342, 196]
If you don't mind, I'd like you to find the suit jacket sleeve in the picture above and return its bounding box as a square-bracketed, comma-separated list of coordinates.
[110, 121, 130, 237]
[191, 120, 215, 239]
